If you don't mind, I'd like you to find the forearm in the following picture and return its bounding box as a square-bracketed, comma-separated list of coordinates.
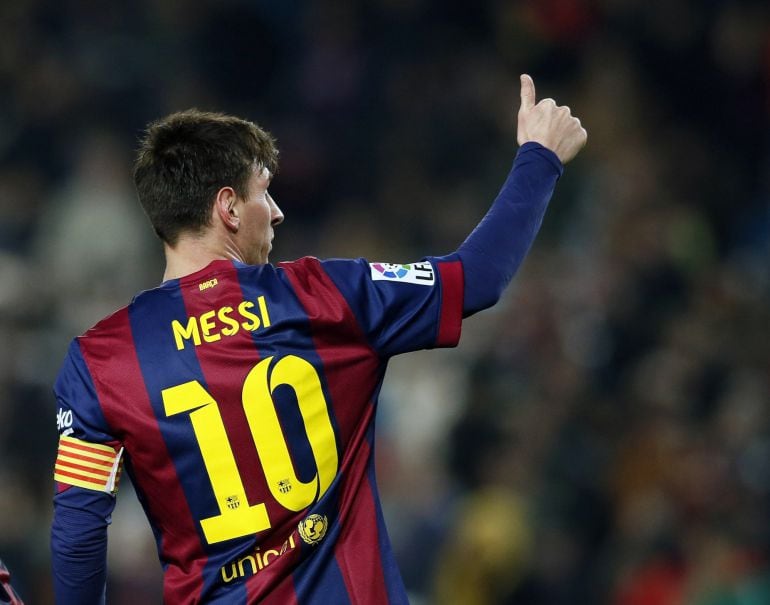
[51, 491, 113, 605]
[456, 142, 563, 315]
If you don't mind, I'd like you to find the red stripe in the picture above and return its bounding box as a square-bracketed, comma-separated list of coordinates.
[436, 260, 464, 347]
[56, 460, 112, 477]
[54, 468, 108, 485]
[281, 258, 387, 602]
[59, 440, 117, 457]
[261, 575, 298, 605]
[77, 308, 207, 603]
[333, 435, 389, 604]
[56, 450, 113, 469]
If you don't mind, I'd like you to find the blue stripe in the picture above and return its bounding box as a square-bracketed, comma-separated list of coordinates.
[290, 500, 350, 604]
[293, 549, 352, 605]
[291, 466, 353, 603]
[55, 341, 114, 442]
[128, 284, 249, 603]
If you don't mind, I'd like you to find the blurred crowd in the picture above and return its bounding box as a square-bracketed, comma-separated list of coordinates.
[0, 0, 768, 603]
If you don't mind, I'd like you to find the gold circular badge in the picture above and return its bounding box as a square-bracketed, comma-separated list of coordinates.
[298, 514, 328, 545]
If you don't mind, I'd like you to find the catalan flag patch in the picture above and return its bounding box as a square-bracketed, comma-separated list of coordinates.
[54, 435, 124, 494]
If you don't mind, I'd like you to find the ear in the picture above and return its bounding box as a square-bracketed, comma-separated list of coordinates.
[214, 186, 239, 232]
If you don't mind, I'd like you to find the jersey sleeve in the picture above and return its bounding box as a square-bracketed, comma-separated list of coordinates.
[52, 339, 122, 605]
[53, 339, 124, 495]
[312, 255, 464, 358]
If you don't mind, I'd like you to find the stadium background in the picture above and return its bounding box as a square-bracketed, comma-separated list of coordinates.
[0, 1, 768, 603]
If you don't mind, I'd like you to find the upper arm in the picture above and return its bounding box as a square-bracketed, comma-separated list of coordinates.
[53, 339, 124, 500]
[318, 256, 465, 357]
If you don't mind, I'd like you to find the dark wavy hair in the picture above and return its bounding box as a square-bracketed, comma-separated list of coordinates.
[133, 109, 279, 245]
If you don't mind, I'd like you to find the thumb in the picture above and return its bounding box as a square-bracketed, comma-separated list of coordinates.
[519, 74, 536, 111]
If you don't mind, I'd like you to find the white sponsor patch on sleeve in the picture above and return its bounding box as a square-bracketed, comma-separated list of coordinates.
[369, 261, 435, 285]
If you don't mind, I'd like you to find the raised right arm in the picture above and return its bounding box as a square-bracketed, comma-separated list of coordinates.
[455, 74, 587, 316]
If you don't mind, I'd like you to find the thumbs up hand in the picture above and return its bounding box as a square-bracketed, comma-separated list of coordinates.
[517, 74, 587, 164]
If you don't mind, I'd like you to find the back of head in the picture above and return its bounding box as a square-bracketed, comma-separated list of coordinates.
[133, 109, 279, 246]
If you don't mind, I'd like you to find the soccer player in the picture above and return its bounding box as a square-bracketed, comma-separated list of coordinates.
[50, 74, 586, 604]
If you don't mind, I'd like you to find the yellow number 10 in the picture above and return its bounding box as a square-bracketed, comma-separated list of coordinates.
[162, 355, 339, 544]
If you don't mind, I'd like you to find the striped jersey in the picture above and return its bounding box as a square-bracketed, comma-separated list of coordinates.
[52, 255, 463, 604]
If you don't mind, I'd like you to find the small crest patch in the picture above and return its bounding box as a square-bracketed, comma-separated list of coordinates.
[298, 514, 329, 545]
[369, 262, 435, 285]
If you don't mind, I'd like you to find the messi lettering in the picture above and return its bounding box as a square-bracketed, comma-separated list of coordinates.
[171, 295, 272, 350]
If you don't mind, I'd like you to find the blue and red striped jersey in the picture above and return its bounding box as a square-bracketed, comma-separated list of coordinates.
[53, 255, 463, 604]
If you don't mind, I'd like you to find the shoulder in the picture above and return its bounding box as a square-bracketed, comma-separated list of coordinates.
[56, 303, 133, 392]
[67, 287, 162, 378]
[81, 305, 132, 339]
[277, 256, 370, 279]
[276, 257, 381, 299]
[276, 256, 323, 273]
[277, 256, 329, 286]
[70, 302, 137, 366]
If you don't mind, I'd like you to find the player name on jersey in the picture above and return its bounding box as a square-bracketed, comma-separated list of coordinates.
[171, 295, 272, 350]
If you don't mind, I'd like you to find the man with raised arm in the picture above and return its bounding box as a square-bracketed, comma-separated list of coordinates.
[51, 74, 586, 604]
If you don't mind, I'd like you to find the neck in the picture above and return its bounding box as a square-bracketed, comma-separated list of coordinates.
[162, 233, 245, 282]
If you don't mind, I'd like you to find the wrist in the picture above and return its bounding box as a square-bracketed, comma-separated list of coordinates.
[516, 142, 564, 176]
